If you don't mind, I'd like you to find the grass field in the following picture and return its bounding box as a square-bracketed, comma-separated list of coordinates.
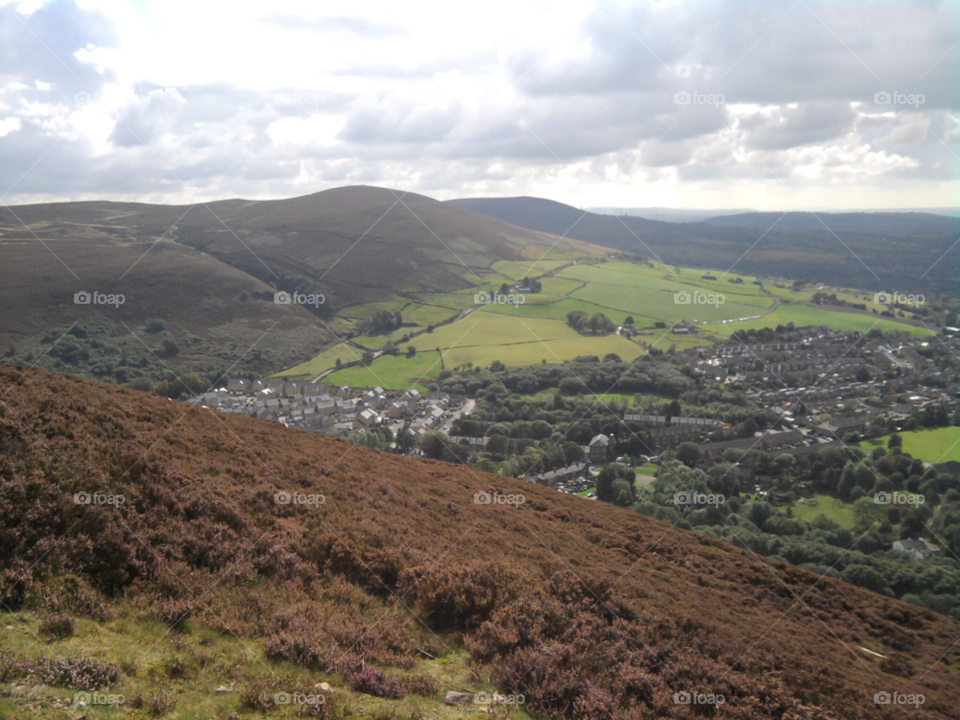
[274, 342, 367, 379]
[713, 304, 931, 337]
[898, 427, 960, 463]
[560, 264, 775, 324]
[325, 350, 442, 390]
[492, 258, 572, 279]
[277, 258, 931, 379]
[788, 494, 855, 529]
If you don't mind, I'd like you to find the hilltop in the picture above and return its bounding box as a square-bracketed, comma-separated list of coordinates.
[0, 365, 958, 718]
[0, 186, 568, 392]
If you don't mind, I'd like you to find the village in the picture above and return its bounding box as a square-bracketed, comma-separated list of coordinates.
[188, 378, 469, 445]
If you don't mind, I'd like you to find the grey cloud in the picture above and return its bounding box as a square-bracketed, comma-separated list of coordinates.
[0, 1, 117, 101]
[110, 88, 186, 147]
[742, 101, 857, 151]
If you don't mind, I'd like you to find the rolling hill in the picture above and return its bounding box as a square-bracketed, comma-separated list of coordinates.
[0, 365, 958, 718]
[0, 187, 568, 392]
[448, 197, 960, 295]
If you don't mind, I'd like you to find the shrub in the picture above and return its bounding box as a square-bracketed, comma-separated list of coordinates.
[0, 652, 121, 690]
[39, 614, 75, 640]
[347, 666, 406, 699]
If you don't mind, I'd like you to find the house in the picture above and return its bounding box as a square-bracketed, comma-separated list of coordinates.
[356, 409, 378, 428]
[892, 539, 939, 560]
[337, 386, 353, 399]
[227, 378, 250, 393]
[819, 416, 866, 438]
[587, 434, 615, 463]
[387, 402, 412, 419]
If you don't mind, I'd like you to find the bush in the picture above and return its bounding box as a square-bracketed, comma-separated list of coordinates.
[347, 666, 406, 699]
[0, 652, 120, 690]
[39, 614, 75, 640]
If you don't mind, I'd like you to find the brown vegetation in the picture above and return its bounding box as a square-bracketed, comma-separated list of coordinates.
[1, 365, 958, 718]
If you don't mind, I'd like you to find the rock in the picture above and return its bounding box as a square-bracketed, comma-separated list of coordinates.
[214, 685, 233, 694]
[445, 691, 473, 705]
[314, 682, 332, 692]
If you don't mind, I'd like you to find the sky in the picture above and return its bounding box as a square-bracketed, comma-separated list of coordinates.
[0, 0, 957, 210]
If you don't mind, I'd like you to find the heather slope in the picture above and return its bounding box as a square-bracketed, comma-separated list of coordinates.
[0, 366, 958, 718]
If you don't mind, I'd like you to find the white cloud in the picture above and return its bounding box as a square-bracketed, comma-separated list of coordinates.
[0, 0, 955, 209]
[0, 117, 21, 137]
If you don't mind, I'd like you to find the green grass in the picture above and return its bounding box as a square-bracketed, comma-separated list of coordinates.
[325, 350, 443, 390]
[896, 426, 960, 463]
[491, 258, 572, 279]
[0, 610, 527, 719]
[788, 494, 855, 529]
[713, 304, 931, 337]
[560, 264, 775, 324]
[274, 343, 367, 379]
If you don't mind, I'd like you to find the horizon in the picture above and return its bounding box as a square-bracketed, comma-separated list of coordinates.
[2, 182, 958, 217]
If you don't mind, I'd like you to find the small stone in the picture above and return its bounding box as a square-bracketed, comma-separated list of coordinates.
[314, 682, 332, 691]
[214, 685, 232, 694]
[445, 691, 473, 705]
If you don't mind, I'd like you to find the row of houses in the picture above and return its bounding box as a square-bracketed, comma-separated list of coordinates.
[192, 380, 463, 440]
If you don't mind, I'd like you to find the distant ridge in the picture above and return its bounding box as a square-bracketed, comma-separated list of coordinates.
[448, 196, 960, 293]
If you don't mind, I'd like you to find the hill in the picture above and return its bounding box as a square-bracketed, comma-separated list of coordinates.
[0, 187, 563, 393]
[0, 365, 957, 718]
[448, 198, 960, 294]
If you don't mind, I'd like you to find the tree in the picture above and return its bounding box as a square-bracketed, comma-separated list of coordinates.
[676, 442, 701, 468]
[841, 564, 890, 595]
[418, 432, 446, 460]
[406, 346, 416, 357]
[888, 432, 902, 450]
[396, 428, 415, 454]
[624, 316, 634, 326]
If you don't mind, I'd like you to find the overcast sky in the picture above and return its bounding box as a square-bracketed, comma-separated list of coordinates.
[0, 0, 957, 210]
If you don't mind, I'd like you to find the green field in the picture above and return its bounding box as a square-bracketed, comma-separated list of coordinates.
[274, 342, 366, 379]
[559, 263, 775, 324]
[788, 494, 855, 529]
[898, 427, 960, 463]
[277, 258, 931, 379]
[713, 304, 931, 337]
[325, 350, 442, 390]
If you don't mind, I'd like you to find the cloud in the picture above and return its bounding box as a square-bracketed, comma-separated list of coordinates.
[262, 13, 404, 38]
[0, 0, 955, 209]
